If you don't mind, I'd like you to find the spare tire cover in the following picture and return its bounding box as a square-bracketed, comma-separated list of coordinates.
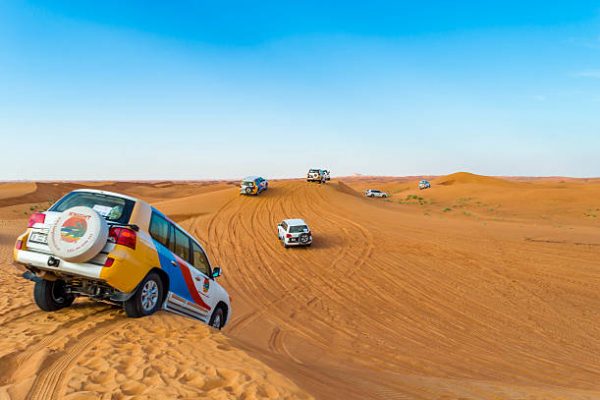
[48, 206, 109, 263]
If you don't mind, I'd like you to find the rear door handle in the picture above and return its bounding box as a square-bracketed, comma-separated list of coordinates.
[171, 260, 178, 267]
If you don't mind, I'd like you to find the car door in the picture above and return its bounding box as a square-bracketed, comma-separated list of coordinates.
[191, 242, 219, 311]
[167, 228, 213, 321]
[278, 222, 287, 239]
[148, 212, 180, 293]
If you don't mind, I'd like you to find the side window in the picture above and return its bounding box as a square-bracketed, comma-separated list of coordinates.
[174, 228, 191, 262]
[149, 213, 170, 248]
[191, 242, 211, 276]
[281, 222, 288, 231]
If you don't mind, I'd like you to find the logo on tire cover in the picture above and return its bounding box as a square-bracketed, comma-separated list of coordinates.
[60, 214, 89, 243]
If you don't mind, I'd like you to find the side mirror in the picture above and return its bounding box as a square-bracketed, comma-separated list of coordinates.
[212, 267, 222, 278]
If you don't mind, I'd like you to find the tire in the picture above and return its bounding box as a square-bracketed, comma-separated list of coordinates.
[209, 306, 225, 330]
[124, 272, 164, 318]
[48, 206, 109, 263]
[34, 279, 75, 312]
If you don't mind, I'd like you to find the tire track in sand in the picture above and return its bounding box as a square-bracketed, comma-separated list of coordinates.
[27, 317, 130, 400]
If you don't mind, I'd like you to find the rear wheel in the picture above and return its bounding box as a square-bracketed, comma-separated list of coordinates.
[125, 272, 164, 318]
[209, 306, 225, 329]
[34, 279, 75, 312]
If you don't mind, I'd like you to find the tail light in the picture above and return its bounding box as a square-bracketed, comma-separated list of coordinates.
[109, 227, 137, 250]
[27, 212, 45, 228]
[286, 233, 292, 238]
[104, 257, 115, 267]
[15, 240, 23, 250]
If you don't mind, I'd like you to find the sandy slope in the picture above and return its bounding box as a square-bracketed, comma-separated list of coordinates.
[1, 174, 600, 399]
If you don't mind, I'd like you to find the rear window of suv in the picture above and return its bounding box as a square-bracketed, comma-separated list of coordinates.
[289, 225, 309, 233]
[50, 192, 134, 224]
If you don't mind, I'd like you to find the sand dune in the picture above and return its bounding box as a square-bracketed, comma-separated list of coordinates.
[1, 175, 600, 399]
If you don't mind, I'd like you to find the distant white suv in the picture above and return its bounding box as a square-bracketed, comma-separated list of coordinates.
[365, 189, 388, 198]
[277, 219, 312, 248]
[307, 169, 326, 183]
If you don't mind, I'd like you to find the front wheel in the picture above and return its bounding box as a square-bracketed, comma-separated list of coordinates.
[209, 306, 225, 330]
[34, 279, 75, 312]
[125, 272, 164, 318]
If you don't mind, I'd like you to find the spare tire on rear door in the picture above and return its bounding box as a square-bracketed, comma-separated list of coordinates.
[48, 206, 109, 263]
[299, 233, 310, 244]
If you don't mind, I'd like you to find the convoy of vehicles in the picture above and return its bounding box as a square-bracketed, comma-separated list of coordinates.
[419, 180, 431, 190]
[13, 189, 231, 329]
[365, 189, 388, 198]
[277, 219, 312, 248]
[240, 176, 268, 195]
[12, 170, 406, 326]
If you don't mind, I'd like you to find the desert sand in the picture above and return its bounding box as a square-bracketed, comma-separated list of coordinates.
[1, 173, 599, 399]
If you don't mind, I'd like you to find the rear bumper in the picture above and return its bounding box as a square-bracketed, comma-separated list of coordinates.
[284, 238, 312, 246]
[15, 249, 103, 280]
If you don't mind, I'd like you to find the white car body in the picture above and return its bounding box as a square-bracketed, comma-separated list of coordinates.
[277, 219, 312, 247]
[418, 180, 431, 190]
[365, 189, 388, 198]
[307, 169, 325, 183]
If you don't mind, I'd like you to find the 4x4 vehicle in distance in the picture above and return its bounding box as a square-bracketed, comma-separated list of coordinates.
[240, 176, 268, 195]
[365, 189, 388, 198]
[13, 189, 231, 329]
[277, 219, 312, 248]
[322, 170, 331, 181]
[307, 169, 326, 183]
[418, 180, 431, 190]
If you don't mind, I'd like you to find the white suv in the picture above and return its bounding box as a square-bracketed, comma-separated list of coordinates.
[307, 169, 325, 183]
[365, 189, 388, 198]
[277, 219, 312, 248]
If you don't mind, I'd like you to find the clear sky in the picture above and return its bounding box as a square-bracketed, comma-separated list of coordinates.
[1, 1, 599, 180]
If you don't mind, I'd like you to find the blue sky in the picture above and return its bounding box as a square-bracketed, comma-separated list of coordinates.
[1, 1, 599, 179]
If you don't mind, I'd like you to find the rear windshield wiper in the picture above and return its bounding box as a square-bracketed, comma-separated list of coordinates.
[107, 222, 139, 232]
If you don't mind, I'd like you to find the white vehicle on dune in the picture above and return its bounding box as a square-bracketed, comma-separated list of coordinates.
[418, 180, 431, 190]
[307, 169, 326, 183]
[365, 189, 388, 198]
[277, 219, 312, 248]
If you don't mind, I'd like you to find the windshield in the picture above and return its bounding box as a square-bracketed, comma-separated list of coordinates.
[309, 169, 319, 173]
[50, 192, 135, 224]
[289, 225, 309, 233]
[370, 190, 380, 193]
